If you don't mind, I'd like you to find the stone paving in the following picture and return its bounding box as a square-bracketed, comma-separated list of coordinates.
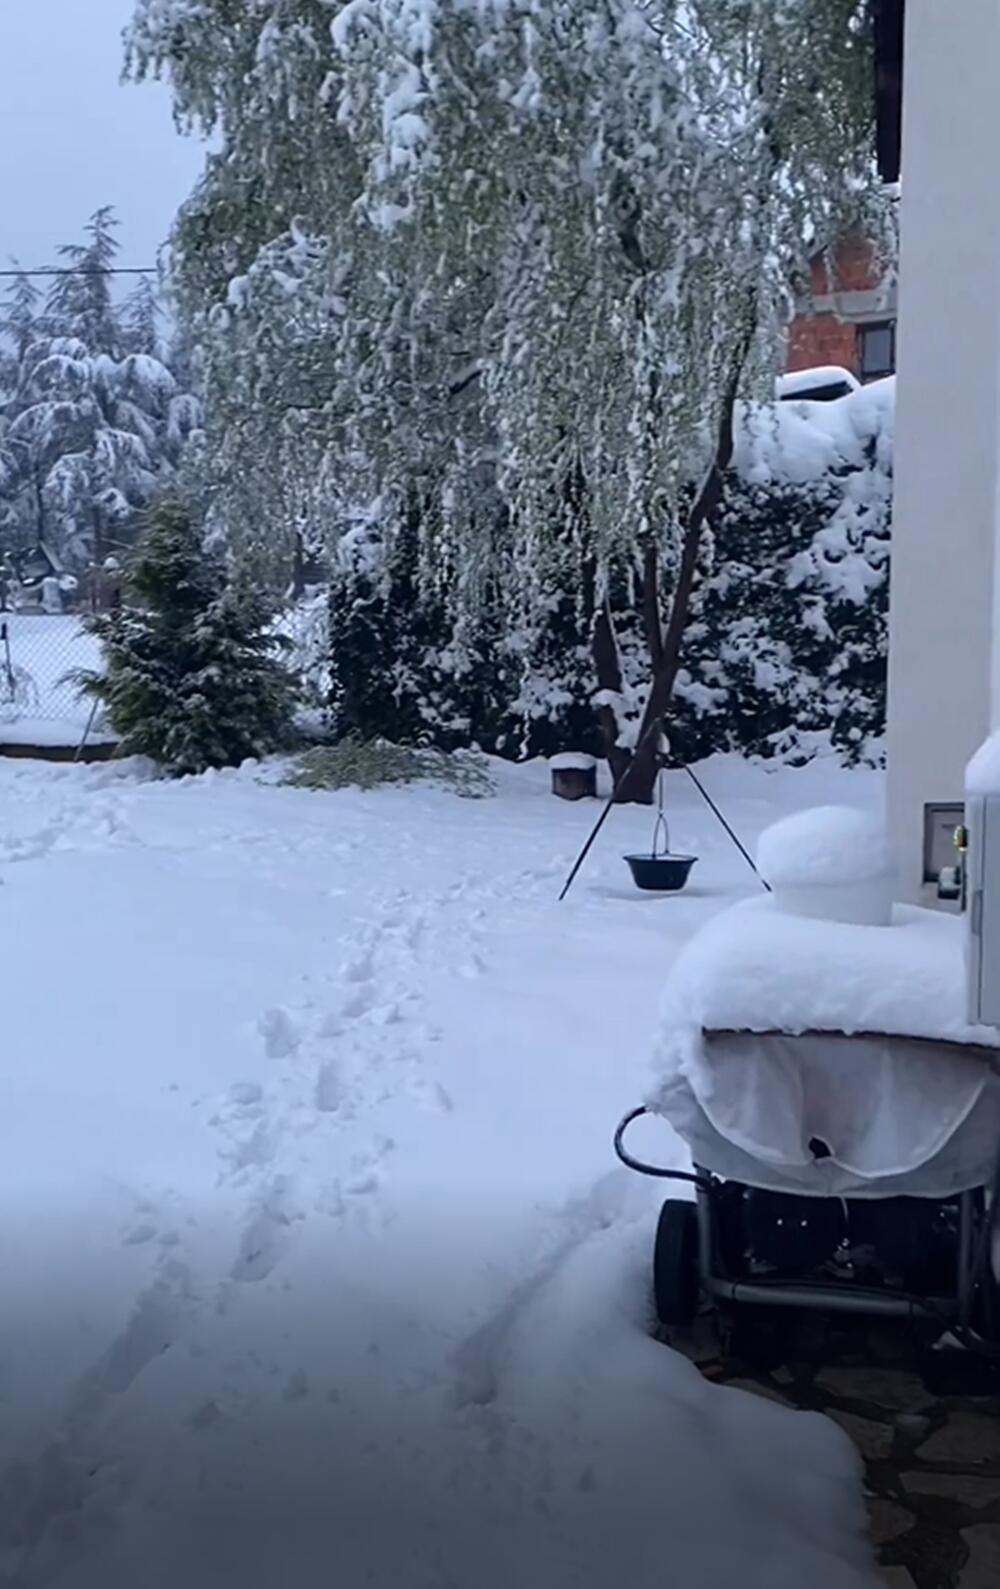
[668, 1312, 1000, 1589]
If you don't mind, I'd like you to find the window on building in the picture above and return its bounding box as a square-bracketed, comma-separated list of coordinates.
[859, 321, 896, 382]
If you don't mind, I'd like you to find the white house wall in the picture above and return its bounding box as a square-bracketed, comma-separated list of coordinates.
[886, 0, 1000, 899]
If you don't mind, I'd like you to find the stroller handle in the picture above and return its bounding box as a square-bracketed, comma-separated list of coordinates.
[614, 1106, 713, 1190]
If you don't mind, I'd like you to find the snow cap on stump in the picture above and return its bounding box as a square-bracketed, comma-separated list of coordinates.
[756, 805, 895, 927]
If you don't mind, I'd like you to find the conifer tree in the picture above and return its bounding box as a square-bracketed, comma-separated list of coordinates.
[0, 211, 201, 571]
[80, 495, 298, 774]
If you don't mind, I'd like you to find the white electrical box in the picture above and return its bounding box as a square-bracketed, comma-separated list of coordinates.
[965, 793, 1000, 1028]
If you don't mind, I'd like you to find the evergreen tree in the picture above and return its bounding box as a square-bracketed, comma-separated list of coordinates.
[0, 271, 45, 561]
[79, 495, 299, 774]
[0, 269, 40, 375]
[121, 276, 163, 358]
[326, 382, 893, 767]
[328, 502, 514, 751]
[0, 211, 201, 571]
[46, 206, 122, 357]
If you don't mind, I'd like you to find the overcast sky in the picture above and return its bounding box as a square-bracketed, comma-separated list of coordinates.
[0, 0, 206, 272]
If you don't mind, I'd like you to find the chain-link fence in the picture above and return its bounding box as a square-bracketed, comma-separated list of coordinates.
[0, 612, 104, 739]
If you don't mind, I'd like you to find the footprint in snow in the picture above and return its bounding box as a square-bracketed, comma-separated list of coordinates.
[342, 950, 375, 983]
[231, 1180, 300, 1284]
[315, 1059, 347, 1113]
[217, 1118, 275, 1177]
[409, 1079, 454, 1114]
[232, 1212, 287, 1283]
[283, 1370, 310, 1402]
[344, 1138, 395, 1197]
[369, 1001, 402, 1027]
[121, 1222, 158, 1246]
[0, 825, 60, 864]
[258, 1007, 302, 1059]
[85, 1286, 180, 1397]
[0, 1442, 122, 1568]
[228, 1081, 264, 1107]
[340, 982, 376, 1020]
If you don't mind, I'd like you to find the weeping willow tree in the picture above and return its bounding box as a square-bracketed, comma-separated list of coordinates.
[128, 0, 890, 797]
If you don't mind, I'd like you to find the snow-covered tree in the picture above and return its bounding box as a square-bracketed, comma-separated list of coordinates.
[128, 0, 891, 790]
[327, 381, 894, 766]
[46, 207, 123, 358]
[673, 386, 893, 766]
[79, 494, 299, 774]
[0, 211, 201, 572]
[0, 272, 45, 561]
[121, 275, 164, 358]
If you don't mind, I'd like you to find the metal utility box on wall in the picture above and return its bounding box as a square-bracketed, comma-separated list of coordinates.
[965, 794, 1000, 1027]
[923, 802, 964, 884]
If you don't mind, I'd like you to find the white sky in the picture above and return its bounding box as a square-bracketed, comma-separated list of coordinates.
[0, 0, 206, 272]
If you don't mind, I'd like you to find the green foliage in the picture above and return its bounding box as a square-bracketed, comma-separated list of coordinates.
[78, 495, 299, 775]
[284, 737, 494, 798]
[324, 398, 892, 768]
[671, 471, 889, 767]
[328, 508, 517, 752]
[127, 0, 890, 610]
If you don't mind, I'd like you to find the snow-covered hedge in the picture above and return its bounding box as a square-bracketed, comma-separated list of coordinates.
[673, 380, 892, 766]
[326, 381, 893, 767]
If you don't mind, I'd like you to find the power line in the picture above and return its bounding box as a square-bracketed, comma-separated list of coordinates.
[0, 267, 158, 279]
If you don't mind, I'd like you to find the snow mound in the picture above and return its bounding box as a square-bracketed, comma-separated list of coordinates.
[756, 806, 895, 926]
[966, 730, 1000, 796]
[757, 806, 892, 887]
[736, 378, 894, 488]
[655, 894, 998, 1049]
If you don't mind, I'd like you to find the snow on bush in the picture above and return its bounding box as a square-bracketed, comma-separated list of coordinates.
[673, 381, 892, 767]
[276, 589, 330, 717]
[285, 737, 495, 797]
[327, 381, 893, 768]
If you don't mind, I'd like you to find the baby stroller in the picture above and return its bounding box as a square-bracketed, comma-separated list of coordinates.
[615, 812, 1000, 1356]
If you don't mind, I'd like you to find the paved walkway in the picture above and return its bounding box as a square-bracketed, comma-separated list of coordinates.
[672, 1313, 1000, 1589]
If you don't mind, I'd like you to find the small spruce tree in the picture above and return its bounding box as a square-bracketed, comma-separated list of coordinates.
[81, 495, 298, 774]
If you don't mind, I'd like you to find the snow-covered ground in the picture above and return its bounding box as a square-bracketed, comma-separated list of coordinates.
[0, 752, 885, 1589]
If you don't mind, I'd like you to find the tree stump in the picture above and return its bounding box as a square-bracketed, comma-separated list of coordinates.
[550, 753, 597, 801]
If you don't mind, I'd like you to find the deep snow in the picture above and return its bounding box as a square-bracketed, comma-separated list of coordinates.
[0, 753, 886, 1589]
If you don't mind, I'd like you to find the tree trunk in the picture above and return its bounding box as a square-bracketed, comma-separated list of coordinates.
[612, 383, 742, 806]
[591, 596, 632, 786]
[616, 540, 667, 805]
[290, 532, 306, 601]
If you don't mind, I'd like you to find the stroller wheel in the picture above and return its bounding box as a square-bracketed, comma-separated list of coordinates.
[654, 1200, 699, 1329]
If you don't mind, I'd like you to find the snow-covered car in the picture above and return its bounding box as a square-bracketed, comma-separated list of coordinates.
[775, 365, 861, 403]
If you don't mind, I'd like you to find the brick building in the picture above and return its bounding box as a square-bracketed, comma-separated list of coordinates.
[785, 233, 897, 386]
